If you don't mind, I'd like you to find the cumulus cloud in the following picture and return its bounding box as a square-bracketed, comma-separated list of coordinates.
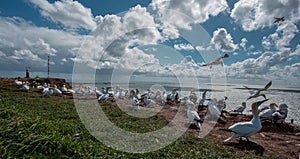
[284, 63, 300, 78]
[74, 5, 162, 71]
[262, 21, 298, 52]
[174, 43, 194, 51]
[240, 38, 248, 50]
[211, 28, 238, 52]
[10, 49, 49, 67]
[231, 0, 300, 31]
[0, 17, 82, 71]
[24, 38, 57, 56]
[151, 0, 228, 38]
[29, 0, 96, 30]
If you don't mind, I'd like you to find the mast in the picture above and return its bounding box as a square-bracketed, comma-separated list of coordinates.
[48, 55, 50, 78]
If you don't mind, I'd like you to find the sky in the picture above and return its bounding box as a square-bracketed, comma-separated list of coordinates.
[0, 0, 299, 86]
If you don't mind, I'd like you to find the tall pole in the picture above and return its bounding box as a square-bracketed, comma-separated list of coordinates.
[48, 55, 50, 78]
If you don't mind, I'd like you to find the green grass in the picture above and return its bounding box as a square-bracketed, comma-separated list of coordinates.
[0, 83, 275, 158]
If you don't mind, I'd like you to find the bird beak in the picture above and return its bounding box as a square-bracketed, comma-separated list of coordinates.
[256, 99, 269, 107]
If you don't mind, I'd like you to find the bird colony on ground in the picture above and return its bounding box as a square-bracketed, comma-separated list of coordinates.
[14, 79, 289, 143]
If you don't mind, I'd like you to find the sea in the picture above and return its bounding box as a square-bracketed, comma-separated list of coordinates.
[1, 70, 299, 125]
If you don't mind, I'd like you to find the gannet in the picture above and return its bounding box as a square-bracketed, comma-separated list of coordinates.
[189, 89, 198, 104]
[61, 85, 68, 92]
[207, 99, 221, 119]
[14, 80, 23, 86]
[183, 97, 202, 130]
[53, 85, 62, 95]
[274, 17, 285, 23]
[202, 54, 229, 68]
[22, 82, 30, 92]
[223, 99, 269, 142]
[135, 88, 141, 100]
[156, 91, 167, 105]
[98, 93, 109, 102]
[130, 90, 139, 110]
[167, 88, 179, 103]
[94, 88, 103, 98]
[246, 81, 272, 100]
[231, 102, 247, 114]
[143, 97, 156, 107]
[197, 90, 208, 106]
[272, 103, 288, 123]
[42, 87, 53, 97]
[216, 96, 227, 111]
[259, 103, 278, 120]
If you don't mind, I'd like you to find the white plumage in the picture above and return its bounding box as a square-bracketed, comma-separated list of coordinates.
[231, 102, 246, 114]
[184, 97, 202, 130]
[224, 99, 269, 142]
[259, 103, 277, 120]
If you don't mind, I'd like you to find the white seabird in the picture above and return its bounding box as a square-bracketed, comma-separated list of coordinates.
[22, 82, 30, 92]
[223, 99, 269, 142]
[246, 81, 272, 100]
[143, 97, 156, 107]
[42, 87, 53, 97]
[61, 85, 68, 92]
[53, 85, 62, 95]
[207, 98, 221, 119]
[130, 90, 139, 110]
[14, 80, 23, 86]
[202, 54, 229, 68]
[272, 103, 288, 123]
[259, 103, 278, 120]
[183, 97, 202, 130]
[167, 88, 179, 103]
[230, 102, 247, 114]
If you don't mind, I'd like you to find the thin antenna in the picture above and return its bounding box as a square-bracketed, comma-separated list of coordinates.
[48, 55, 50, 78]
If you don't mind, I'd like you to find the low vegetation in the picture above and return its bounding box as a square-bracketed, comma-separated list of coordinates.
[0, 82, 274, 158]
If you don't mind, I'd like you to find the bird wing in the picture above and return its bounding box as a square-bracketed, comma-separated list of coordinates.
[233, 105, 244, 112]
[202, 90, 207, 99]
[259, 109, 275, 118]
[263, 81, 272, 90]
[202, 56, 222, 66]
[187, 110, 200, 121]
[243, 85, 251, 90]
[257, 81, 272, 94]
[228, 122, 258, 136]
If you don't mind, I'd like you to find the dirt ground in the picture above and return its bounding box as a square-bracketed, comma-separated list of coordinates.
[158, 105, 300, 159]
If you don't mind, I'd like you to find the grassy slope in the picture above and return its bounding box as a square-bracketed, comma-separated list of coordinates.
[0, 83, 275, 158]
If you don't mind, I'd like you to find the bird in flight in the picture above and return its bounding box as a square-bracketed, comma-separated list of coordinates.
[245, 81, 272, 100]
[202, 54, 229, 68]
[274, 17, 285, 23]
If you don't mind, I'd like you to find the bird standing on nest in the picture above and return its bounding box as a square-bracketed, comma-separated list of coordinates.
[222, 99, 269, 142]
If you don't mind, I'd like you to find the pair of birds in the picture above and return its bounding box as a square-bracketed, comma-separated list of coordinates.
[231, 81, 272, 114]
[224, 81, 273, 142]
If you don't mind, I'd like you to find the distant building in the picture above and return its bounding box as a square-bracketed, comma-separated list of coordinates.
[26, 68, 30, 78]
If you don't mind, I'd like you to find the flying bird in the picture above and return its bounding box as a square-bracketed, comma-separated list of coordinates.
[202, 54, 229, 68]
[274, 17, 285, 23]
[222, 99, 269, 142]
[246, 81, 272, 100]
